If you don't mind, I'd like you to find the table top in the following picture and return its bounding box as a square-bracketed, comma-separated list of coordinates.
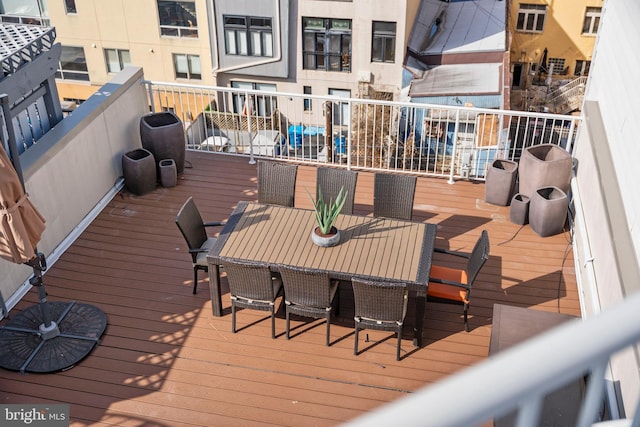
[489, 304, 578, 355]
[208, 202, 437, 289]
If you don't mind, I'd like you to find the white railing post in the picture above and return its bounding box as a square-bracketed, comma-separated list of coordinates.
[244, 91, 256, 165]
[447, 109, 460, 184]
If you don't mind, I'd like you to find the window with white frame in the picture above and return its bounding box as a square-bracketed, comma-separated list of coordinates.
[231, 82, 277, 116]
[173, 54, 201, 79]
[574, 60, 591, 76]
[582, 7, 601, 35]
[224, 15, 273, 57]
[303, 17, 351, 72]
[56, 46, 89, 81]
[371, 21, 396, 63]
[104, 49, 131, 73]
[64, 0, 77, 14]
[329, 88, 350, 126]
[516, 4, 546, 32]
[157, 1, 198, 38]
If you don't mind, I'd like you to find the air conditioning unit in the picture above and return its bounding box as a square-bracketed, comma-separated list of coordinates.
[357, 71, 372, 83]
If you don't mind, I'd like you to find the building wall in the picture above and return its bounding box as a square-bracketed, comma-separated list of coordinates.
[46, 0, 214, 103]
[572, 0, 640, 416]
[215, 0, 418, 102]
[509, 0, 602, 87]
[211, 0, 289, 78]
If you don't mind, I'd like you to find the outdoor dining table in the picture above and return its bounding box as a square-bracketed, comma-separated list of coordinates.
[207, 201, 437, 346]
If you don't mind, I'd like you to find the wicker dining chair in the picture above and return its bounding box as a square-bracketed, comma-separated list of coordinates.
[352, 278, 409, 361]
[373, 172, 417, 220]
[428, 230, 490, 332]
[279, 266, 340, 346]
[175, 197, 225, 294]
[222, 258, 283, 338]
[316, 167, 358, 215]
[257, 160, 298, 207]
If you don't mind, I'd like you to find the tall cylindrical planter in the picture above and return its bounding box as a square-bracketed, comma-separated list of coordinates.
[485, 159, 518, 206]
[140, 112, 186, 174]
[518, 144, 572, 199]
[529, 186, 568, 237]
[509, 193, 530, 225]
[122, 148, 156, 195]
[159, 158, 177, 188]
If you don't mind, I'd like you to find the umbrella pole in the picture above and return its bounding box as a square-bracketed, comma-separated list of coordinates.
[26, 253, 60, 339]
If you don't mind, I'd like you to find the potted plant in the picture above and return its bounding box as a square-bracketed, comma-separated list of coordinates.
[307, 187, 347, 247]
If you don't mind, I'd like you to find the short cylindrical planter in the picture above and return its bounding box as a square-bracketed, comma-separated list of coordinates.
[159, 159, 177, 188]
[518, 144, 572, 199]
[140, 111, 186, 174]
[122, 148, 156, 195]
[529, 186, 568, 237]
[509, 193, 530, 225]
[485, 159, 518, 206]
[311, 227, 340, 247]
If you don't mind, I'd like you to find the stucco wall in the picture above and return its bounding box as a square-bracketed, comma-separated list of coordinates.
[0, 67, 148, 315]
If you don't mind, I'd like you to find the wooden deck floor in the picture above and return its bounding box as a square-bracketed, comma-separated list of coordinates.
[0, 152, 579, 426]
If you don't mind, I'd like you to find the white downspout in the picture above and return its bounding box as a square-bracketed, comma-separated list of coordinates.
[210, 0, 283, 79]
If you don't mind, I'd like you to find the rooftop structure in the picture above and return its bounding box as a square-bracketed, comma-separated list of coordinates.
[0, 23, 54, 75]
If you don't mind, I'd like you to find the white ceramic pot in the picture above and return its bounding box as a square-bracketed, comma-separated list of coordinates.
[311, 227, 340, 247]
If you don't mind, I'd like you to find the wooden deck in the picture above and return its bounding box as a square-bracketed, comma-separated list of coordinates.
[0, 152, 580, 426]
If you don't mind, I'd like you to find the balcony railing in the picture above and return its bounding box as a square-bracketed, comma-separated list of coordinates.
[345, 291, 640, 427]
[144, 81, 582, 182]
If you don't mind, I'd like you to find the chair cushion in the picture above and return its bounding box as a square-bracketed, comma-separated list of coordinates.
[428, 265, 469, 303]
[195, 237, 217, 266]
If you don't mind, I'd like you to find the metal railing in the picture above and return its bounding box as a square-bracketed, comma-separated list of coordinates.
[345, 291, 640, 427]
[547, 76, 588, 114]
[143, 81, 582, 182]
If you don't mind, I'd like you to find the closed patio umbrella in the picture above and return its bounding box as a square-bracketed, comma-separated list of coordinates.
[0, 95, 107, 374]
[0, 142, 46, 264]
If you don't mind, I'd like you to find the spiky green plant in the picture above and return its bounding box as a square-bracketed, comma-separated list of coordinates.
[307, 187, 347, 235]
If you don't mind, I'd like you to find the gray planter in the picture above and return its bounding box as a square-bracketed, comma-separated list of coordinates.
[529, 186, 568, 237]
[509, 193, 530, 225]
[159, 158, 177, 188]
[518, 144, 572, 199]
[140, 111, 186, 174]
[485, 159, 518, 206]
[122, 148, 156, 195]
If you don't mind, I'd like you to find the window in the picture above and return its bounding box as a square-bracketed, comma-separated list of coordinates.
[231, 82, 277, 116]
[582, 7, 601, 35]
[516, 4, 546, 32]
[0, 15, 48, 25]
[173, 54, 201, 79]
[64, 0, 77, 14]
[157, 1, 198, 38]
[329, 88, 350, 126]
[303, 86, 312, 111]
[574, 60, 591, 76]
[372, 21, 396, 63]
[0, 1, 50, 24]
[224, 16, 273, 57]
[56, 46, 89, 81]
[303, 17, 351, 72]
[547, 58, 566, 74]
[104, 49, 131, 73]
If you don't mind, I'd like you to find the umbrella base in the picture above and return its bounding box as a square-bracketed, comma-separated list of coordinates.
[0, 301, 107, 373]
